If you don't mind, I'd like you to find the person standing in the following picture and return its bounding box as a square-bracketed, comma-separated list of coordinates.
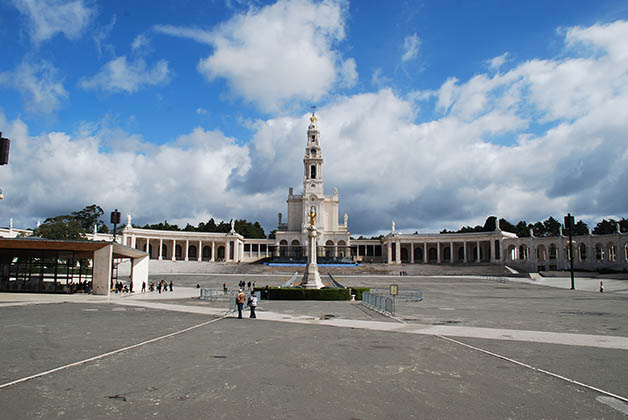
[169, 280, 173, 292]
[141, 281, 146, 293]
[248, 294, 258, 318]
[236, 289, 246, 319]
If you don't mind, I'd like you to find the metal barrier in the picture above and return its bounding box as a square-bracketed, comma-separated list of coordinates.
[362, 292, 395, 316]
[199, 288, 226, 300]
[397, 290, 424, 302]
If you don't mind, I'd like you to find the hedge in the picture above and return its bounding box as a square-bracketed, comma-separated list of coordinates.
[254, 287, 351, 300]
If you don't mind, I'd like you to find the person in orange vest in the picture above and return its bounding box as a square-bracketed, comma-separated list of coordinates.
[236, 289, 246, 319]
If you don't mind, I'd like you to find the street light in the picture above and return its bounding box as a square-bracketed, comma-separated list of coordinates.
[564, 213, 575, 290]
[1, 132, 10, 200]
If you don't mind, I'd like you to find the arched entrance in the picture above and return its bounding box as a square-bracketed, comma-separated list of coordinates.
[202, 246, 212, 261]
[217, 246, 226, 261]
[428, 247, 437, 262]
[325, 240, 334, 257]
[291, 240, 301, 258]
[188, 245, 197, 260]
[414, 246, 423, 263]
[175, 244, 183, 260]
[443, 246, 451, 262]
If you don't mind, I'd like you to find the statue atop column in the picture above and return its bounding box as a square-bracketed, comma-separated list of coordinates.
[392, 220, 396, 233]
[127, 214, 132, 227]
[301, 206, 323, 289]
[308, 206, 316, 228]
[230, 219, 235, 234]
[344, 213, 348, 226]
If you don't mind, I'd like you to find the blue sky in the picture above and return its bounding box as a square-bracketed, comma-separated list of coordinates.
[1, 0, 628, 236]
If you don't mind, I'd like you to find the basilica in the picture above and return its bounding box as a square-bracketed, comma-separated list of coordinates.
[110, 112, 628, 274]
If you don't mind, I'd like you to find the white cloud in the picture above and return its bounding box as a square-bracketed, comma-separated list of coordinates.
[153, 24, 214, 44]
[11, 0, 94, 43]
[80, 56, 171, 93]
[131, 33, 150, 51]
[0, 60, 68, 114]
[339, 58, 358, 88]
[371, 68, 391, 87]
[401, 33, 420, 62]
[157, 0, 353, 112]
[487, 52, 509, 70]
[0, 115, 252, 229]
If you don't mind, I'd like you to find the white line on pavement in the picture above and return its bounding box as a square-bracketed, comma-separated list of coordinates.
[0, 315, 227, 390]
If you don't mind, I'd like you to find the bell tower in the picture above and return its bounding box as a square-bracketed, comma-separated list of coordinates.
[303, 111, 324, 198]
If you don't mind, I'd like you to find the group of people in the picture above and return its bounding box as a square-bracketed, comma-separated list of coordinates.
[237, 280, 256, 290]
[140, 279, 173, 293]
[235, 288, 257, 319]
[113, 281, 131, 293]
[67, 280, 92, 294]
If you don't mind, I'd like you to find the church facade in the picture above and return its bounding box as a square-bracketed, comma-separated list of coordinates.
[274, 113, 350, 259]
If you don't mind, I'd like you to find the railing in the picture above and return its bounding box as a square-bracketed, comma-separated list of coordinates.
[396, 290, 424, 302]
[199, 288, 226, 300]
[362, 292, 395, 316]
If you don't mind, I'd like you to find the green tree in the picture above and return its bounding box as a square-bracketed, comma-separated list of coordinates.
[72, 204, 106, 231]
[572, 220, 589, 236]
[542, 217, 561, 237]
[593, 219, 618, 235]
[498, 218, 518, 234]
[515, 221, 531, 237]
[33, 215, 85, 240]
[620, 218, 628, 233]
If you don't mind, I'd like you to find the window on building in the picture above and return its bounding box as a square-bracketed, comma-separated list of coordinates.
[310, 165, 316, 179]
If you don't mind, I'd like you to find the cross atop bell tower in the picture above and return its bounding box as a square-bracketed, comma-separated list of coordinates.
[303, 109, 324, 197]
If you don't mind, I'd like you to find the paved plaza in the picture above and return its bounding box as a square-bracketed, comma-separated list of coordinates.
[1, 271, 628, 419]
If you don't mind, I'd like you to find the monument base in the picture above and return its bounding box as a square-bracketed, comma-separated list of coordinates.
[301, 263, 324, 289]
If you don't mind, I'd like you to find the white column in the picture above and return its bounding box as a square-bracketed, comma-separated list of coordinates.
[130, 255, 149, 293]
[92, 246, 112, 296]
[490, 239, 496, 263]
[211, 241, 215, 262]
[437, 242, 441, 263]
[395, 241, 401, 264]
[198, 241, 202, 261]
[158, 239, 163, 260]
[476, 241, 481, 262]
[450, 241, 454, 262]
[423, 242, 427, 263]
[171, 240, 176, 261]
[410, 243, 415, 264]
[463, 241, 467, 263]
[131, 234, 136, 249]
[387, 242, 392, 264]
[185, 239, 189, 261]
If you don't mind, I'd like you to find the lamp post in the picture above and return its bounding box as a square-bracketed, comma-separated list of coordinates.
[564, 213, 575, 290]
[110, 209, 121, 291]
[110, 209, 121, 243]
[0, 132, 10, 200]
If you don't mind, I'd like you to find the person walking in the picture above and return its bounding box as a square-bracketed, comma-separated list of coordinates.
[141, 281, 146, 293]
[236, 289, 246, 319]
[169, 280, 173, 292]
[248, 293, 258, 318]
